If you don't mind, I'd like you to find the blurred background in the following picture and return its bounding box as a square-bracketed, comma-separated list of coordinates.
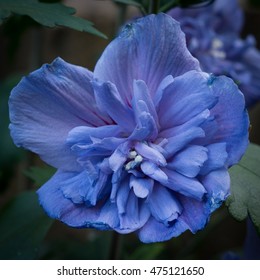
[0, 0, 260, 260]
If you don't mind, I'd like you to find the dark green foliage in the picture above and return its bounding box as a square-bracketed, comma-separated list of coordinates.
[0, 0, 106, 38]
[226, 143, 260, 235]
[0, 191, 53, 259]
[24, 166, 56, 188]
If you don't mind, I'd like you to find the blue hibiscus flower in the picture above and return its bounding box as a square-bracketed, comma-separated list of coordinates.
[168, 0, 260, 107]
[9, 14, 249, 243]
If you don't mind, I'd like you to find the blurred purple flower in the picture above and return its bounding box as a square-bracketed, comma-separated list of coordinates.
[168, 0, 260, 107]
[9, 14, 249, 243]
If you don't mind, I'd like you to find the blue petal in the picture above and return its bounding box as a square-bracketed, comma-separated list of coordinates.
[37, 171, 116, 230]
[201, 168, 230, 212]
[148, 184, 182, 225]
[132, 80, 159, 129]
[163, 168, 207, 200]
[157, 71, 218, 129]
[94, 14, 200, 103]
[208, 75, 249, 166]
[116, 178, 130, 214]
[59, 170, 96, 205]
[116, 190, 150, 233]
[153, 75, 174, 108]
[163, 127, 205, 158]
[9, 58, 109, 171]
[109, 141, 130, 172]
[130, 176, 154, 198]
[67, 125, 125, 159]
[138, 192, 210, 243]
[92, 80, 135, 132]
[167, 145, 208, 178]
[159, 109, 210, 139]
[135, 142, 166, 167]
[138, 216, 187, 243]
[129, 107, 158, 141]
[58, 169, 110, 206]
[141, 161, 168, 184]
[177, 195, 211, 233]
[138, 195, 211, 242]
[110, 168, 125, 202]
[67, 125, 122, 145]
[130, 81, 159, 141]
[200, 143, 228, 175]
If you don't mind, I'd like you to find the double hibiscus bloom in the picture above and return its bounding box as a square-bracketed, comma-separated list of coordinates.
[9, 14, 249, 242]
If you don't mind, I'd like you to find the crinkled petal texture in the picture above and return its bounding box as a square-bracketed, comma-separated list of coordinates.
[168, 0, 260, 107]
[9, 13, 249, 243]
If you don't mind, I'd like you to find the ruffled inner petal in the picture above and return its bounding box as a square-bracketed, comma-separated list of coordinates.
[163, 127, 205, 158]
[130, 176, 154, 198]
[37, 171, 114, 230]
[67, 125, 125, 161]
[108, 142, 130, 172]
[157, 71, 217, 130]
[167, 145, 208, 178]
[141, 161, 168, 184]
[92, 80, 135, 132]
[132, 80, 159, 129]
[129, 110, 158, 141]
[162, 168, 207, 200]
[116, 190, 150, 233]
[135, 142, 166, 167]
[148, 184, 182, 226]
[200, 142, 228, 175]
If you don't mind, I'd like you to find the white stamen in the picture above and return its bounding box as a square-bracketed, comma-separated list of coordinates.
[134, 155, 143, 163]
[125, 161, 134, 171]
[128, 150, 137, 159]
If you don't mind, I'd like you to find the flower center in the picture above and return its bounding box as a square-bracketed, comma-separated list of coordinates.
[125, 150, 143, 171]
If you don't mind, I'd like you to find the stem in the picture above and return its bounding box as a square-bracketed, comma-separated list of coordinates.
[149, 0, 160, 14]
[108, 231, 122, 260]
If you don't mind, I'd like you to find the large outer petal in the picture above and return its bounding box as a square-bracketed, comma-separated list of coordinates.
[94, 13, 200, 103]
[207, 75, 249, 167]
[9, 58, 109, 171]
[37, 170, 118, 229]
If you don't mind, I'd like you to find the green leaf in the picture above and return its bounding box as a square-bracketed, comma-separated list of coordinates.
[226, 143, 260, 234]
[0, 0, 107, 38]
[24, 166, 56, 187]
[0, 191, 53, 259]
